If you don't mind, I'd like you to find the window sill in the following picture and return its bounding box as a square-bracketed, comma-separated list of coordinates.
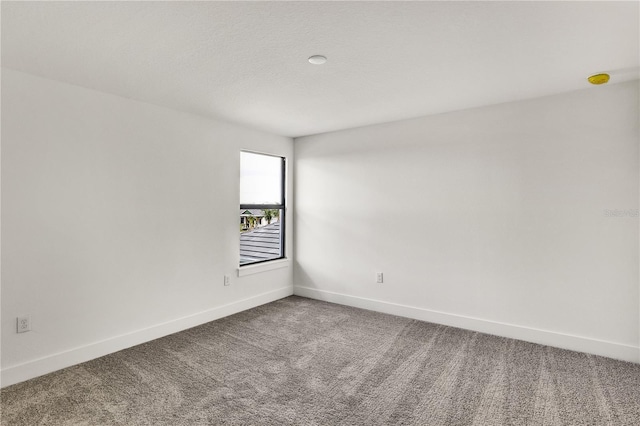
[237, 258, 289, 277]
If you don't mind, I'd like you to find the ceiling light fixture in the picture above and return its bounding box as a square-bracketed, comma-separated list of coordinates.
[308, 55, 327, 65]
[588, 73, 610, 85]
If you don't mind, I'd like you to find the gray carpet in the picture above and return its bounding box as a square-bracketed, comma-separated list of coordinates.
[1, 296, 639, 425]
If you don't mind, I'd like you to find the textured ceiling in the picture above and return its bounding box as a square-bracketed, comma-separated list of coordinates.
[2, 1, 638, 138]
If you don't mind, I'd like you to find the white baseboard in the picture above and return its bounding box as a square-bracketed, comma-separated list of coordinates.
[1, 286, 294, 388]
[294, 286, 640, 364]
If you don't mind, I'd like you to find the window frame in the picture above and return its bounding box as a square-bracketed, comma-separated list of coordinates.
[239, 151, 286, 267]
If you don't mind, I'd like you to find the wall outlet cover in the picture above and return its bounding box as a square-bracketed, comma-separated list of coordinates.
[17, 316, 31, 333]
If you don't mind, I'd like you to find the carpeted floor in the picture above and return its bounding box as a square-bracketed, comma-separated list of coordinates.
[1, 296, 639, 425]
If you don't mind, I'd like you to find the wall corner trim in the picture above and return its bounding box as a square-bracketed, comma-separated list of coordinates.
[293, 286, 640, 364]
[1, 286, 294, 388]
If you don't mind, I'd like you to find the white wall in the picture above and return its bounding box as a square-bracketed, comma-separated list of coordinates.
[294, 81, 640, 362]
[1, 69, 294, 386]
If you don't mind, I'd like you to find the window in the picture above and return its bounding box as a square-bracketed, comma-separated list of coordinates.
[239, 151, 285, 266]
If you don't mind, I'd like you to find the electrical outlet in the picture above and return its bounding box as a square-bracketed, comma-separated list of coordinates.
[376, 272, 384, 283]
[224, 275, 230, 286]
[17, 316, 31, 333]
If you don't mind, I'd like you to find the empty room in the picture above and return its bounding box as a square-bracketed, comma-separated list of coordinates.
[1, 1, 639, 425]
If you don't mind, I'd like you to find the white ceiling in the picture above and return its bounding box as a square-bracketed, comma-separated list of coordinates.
[2, 1, 638, 138]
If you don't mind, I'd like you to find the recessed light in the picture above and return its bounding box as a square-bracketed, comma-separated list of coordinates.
[308, 55, 327, 65]
[588, 73, 610, 85]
